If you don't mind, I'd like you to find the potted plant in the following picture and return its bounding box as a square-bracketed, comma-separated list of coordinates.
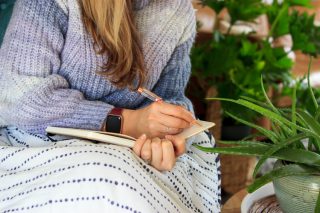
[191, 0, 320, 135]
[191, 0, 320, 195]
[198, 63, 320, 212]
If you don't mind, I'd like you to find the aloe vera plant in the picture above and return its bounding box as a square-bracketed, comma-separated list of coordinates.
[197, 59, 320, 210]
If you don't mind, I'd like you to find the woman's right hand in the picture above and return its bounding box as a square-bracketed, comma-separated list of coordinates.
[122, 102, 195, 138]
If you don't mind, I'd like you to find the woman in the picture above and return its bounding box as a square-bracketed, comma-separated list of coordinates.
[0, 0, 221, 212]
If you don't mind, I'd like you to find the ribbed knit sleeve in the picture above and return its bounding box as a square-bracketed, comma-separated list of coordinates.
[152, 38, 195, 115]
[0, 0, 112, 134]
[152, 2, 196, 115]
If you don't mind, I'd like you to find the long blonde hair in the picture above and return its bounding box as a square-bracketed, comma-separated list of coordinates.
[80, 0, 146, 90]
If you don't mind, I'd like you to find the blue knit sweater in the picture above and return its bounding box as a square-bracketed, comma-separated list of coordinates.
[0, 0, 196, 134]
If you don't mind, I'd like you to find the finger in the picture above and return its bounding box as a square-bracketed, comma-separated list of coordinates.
[158, 114, 190, 129]
[161, 140, 176, 171]
[158, 102, 195, 124]
[165, 135, 186, 157]
[133, 134, 147, 157]
[141, 139, 152, 161]
[151, 138, 162, 168]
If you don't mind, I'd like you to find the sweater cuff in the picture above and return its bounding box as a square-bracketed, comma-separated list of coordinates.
[71, 99, 112, 131]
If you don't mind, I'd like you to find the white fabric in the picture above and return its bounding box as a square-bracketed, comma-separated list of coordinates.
[0, 127, 221, 212]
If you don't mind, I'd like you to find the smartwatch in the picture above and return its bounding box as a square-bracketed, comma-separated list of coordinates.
[103, 108, 123, 133]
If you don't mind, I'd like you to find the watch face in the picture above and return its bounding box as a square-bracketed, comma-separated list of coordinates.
[106, 115, 122, 133]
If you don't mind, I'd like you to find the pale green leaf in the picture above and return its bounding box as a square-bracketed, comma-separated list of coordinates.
[248, 164, 320, 193]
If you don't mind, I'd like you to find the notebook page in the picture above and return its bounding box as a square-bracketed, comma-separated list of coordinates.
[177, 120, 215, 139]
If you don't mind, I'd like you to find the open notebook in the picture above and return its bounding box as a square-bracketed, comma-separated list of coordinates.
[46, 120, 215, 148]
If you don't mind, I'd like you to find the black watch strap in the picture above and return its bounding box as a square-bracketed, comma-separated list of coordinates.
[102, 108, 123, 133]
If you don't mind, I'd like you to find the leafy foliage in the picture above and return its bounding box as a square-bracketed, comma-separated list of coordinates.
[290, 10, 320, 55]
[191, 0, 320, 122]
[197, 66, 320, 211]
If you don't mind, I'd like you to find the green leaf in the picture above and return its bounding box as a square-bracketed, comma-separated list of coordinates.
[253, 133, 309, 178]
[201, 0, 225, 14]
[297, 110, 320, 136]
[292, 85, 297, 134]
[207, 97, 294, 134]
[217, 140, 271, 147]
[274, 57, 294, 69]
[247, 164, 320, 193]
[288, 0, 312, 7]
[260, 76, 280, 115]
[316, 107, 320, 121]
[271, 148, 320, 167]
[296, 110, 320, 151]
[226, 0, 266, 24]
[225, 111, 279, 143]
[240, 40, 258, 56]
[194, 145, 269, 156]
[195, 145, 320, 167]
[269, 4, 289, 37]
[271, 122, 286, 140]
[237, 99, 292, 128]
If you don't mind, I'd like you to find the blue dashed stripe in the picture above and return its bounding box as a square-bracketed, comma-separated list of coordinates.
[0, 127, 221, 212]
[3, 195, 140, 213]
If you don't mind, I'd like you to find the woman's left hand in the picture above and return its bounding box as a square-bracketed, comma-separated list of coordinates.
[133, 135, 176, 171]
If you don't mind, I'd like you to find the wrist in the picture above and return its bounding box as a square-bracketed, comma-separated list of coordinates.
[122, 109, 137, 137]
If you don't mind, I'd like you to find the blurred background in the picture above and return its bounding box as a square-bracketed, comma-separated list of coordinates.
[188, 0, 320, 203]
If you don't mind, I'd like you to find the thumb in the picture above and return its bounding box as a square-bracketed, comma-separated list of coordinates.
[165, 135, 186, 157]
